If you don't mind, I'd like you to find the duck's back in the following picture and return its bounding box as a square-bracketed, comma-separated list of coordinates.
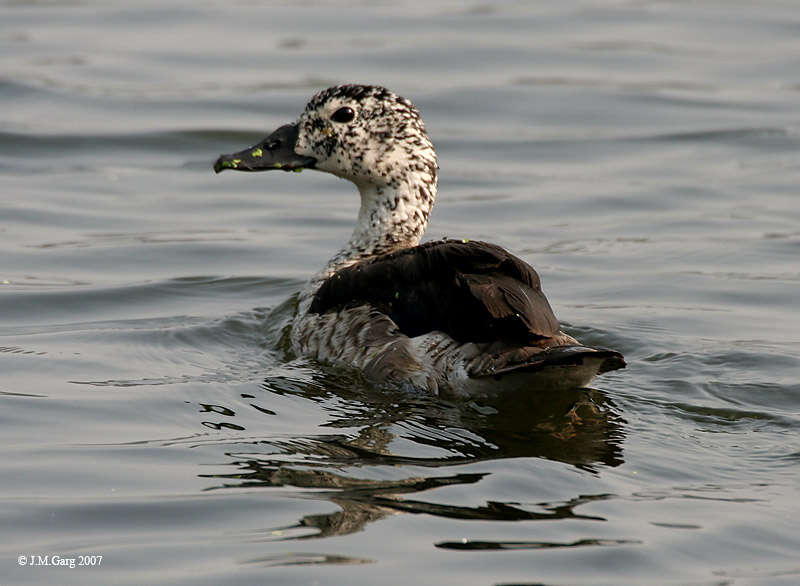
[310, 239, 560, 345]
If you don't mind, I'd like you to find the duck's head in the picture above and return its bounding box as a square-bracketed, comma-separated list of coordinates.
[214, 84, 437, 190]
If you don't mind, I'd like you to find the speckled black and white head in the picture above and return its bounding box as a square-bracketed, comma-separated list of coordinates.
[216, 84, 439, 259]
[294, 85, 437, 189]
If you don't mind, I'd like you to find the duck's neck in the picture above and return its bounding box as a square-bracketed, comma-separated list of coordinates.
[317, 170, 437, 282]
[351, 178, 433, 252]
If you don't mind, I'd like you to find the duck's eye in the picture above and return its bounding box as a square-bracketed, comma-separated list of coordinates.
[331, 106, 355, 123]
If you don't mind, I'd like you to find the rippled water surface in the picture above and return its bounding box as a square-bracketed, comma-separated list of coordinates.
[2, 1, 799, 584]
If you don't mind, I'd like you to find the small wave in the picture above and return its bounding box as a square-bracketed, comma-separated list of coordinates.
[436, 537, 640, 551]
[0, 128, 266, 158]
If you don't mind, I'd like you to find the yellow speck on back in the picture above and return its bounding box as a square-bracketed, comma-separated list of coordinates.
[461, 238, 470, 243]
[231, 158, 241, 168]
[250, 148, 263, 158]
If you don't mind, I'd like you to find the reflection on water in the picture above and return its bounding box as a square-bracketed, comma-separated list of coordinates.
[240, 552, 373, 568]
[195, 369, 625, 540]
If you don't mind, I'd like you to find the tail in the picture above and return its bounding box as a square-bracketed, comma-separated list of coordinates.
[469, 345, 625, 391]
[489, 345, 625, 376]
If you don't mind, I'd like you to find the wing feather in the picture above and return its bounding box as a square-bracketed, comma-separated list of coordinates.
[310, 240, 561, 344]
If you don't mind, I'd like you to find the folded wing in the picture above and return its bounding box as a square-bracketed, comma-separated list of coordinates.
[310, 240, 561, 345]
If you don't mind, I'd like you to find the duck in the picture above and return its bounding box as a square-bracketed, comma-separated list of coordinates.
[214, 84, 624, 398]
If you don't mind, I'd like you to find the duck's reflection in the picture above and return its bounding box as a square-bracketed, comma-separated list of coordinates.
[201, 368, 626, 539]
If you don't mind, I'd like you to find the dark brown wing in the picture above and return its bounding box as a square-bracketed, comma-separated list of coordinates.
[310, 240, 561, 345]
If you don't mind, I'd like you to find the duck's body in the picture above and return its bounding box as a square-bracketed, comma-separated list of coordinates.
[215, 84, 624, 397]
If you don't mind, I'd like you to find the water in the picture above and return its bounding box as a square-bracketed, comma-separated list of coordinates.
[2, 1, 799, 584]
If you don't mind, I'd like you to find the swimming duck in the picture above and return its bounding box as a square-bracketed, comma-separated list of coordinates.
[214, 84, 624, 397]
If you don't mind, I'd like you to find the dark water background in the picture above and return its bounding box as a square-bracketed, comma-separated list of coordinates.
[2, 1, 799, 584]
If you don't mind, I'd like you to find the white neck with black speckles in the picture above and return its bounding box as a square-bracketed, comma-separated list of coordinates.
[310, 167, 437, 288]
